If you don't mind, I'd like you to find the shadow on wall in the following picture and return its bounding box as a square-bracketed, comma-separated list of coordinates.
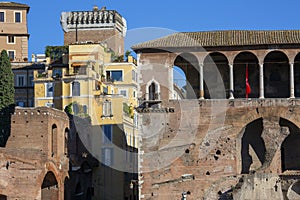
[241, 118, 265, 174]
[0, 104, 15, 147]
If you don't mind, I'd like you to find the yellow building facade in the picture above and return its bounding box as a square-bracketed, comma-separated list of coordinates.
[34, 43, 139, 199]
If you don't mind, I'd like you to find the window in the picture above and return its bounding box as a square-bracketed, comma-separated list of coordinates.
[73, 103, 79, 115]
[119, 89, 127, 97]
[106, 70, 123, 82]
[0, 12, 4, 22]
[45, 103, 54, 107]
[17, 101, 25, 107]
[83, 105, 88, 114]
[29, 75, 34, 87]
[72, 82, 80, 96]
[7, 36, 15, 44]
[102, 125, 112, 144]
[52, 69, 62, 78]
[46, 82, 54, 97]
[102, 100, 112, 117]
[7, 50, 15, 61]
[15, 12, 21, 23]
[103, 86, 108, 95]
[132, 70, 135, 81]
[28, 99, 34, 107]
[16, 75, 25, 87]
[102, 147, 113, 166]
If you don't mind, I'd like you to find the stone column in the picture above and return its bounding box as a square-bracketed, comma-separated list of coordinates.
[290, 62, 295, 98]
[229, 64, 234, 99]
[199, 64, 204, 99]
[259, 63, 264, 99]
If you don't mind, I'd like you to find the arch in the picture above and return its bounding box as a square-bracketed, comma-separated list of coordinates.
[41, 171, 59, 200]
[174, 53, 199, 99]
[145, 79, 160, 101]
[280, 118, 300, 172]
[64, 128, 69, 156]
[264, 51, 289, 98]
[203, 52, 229, 99]
[241, 118, 265, 174]
[0, 195, 7, 200]
[294, 53, 300, 97]
[51, 124, 57, 157]
[173, 66, 187, 99]
[233, 52, 259, 98]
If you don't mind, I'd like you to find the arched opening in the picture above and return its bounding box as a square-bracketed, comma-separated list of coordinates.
[41, 171, 58, 200]
[51, 124, 57, 157]
[241, 118, 266, 174]
[233, 52, 259, 98]
[294, 53, 300, 97]
[264, 51, 289, 98]
[203, 52, 229, 99]
[280, 118, 300, 172]
[64, 128, 69, 156]
[174, 53, 199, 99]
[149, 82, 158, 100]
[173, 66, 186, 99]
[0, 195, 7, 200]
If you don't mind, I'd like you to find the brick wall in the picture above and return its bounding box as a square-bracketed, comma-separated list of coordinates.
[139, 99, 300, 199]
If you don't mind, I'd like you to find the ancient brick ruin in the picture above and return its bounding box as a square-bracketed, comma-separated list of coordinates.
[133, 30, 300, 200]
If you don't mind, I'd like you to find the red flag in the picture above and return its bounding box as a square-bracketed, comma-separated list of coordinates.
[246, 64, 251, 98]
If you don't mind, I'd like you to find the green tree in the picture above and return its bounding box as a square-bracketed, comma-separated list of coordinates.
[0, 50, 15, 147]
[0, 50, 14, 110]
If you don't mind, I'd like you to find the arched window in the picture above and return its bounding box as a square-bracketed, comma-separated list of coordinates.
[41, 171, 58, 200]
[64, 128, 69, 156]
[51, 124, 57, 157]
[280, 118, 300, 172]
[264, 51, 289, 98]
[173, 53, 199, 99]
[146, 80, 160, 101]
[241, 118, 265, 174]
[203, 52, 229, 99]
[149, 82, 157, 100]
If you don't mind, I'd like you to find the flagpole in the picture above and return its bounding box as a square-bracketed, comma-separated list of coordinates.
[246, 64, 248, 99]
[245, 63, 251, 99]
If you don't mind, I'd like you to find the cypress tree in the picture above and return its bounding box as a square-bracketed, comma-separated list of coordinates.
[0, 50, 15, 146]
[0, 50, 15, 110]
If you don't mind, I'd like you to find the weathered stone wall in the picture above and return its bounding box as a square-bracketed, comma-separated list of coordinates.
[139, 99, 300, 200]
[0, 107, 69, 200]
[64, 29, 124, 55]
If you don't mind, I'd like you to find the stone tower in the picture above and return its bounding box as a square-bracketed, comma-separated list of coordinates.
[60, 6, 127, 55]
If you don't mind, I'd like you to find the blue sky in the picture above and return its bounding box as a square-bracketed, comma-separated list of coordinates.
[14, 0, 300, 55]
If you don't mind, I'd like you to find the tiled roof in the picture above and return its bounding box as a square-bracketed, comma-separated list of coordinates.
[11, 62, 45, 70]
[131, 30, 300, 50]
[0, 2, 29, 12]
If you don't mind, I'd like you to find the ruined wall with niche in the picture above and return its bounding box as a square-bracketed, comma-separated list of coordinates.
[138, 99, 300, 200]
[0, 107, 69, 200]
